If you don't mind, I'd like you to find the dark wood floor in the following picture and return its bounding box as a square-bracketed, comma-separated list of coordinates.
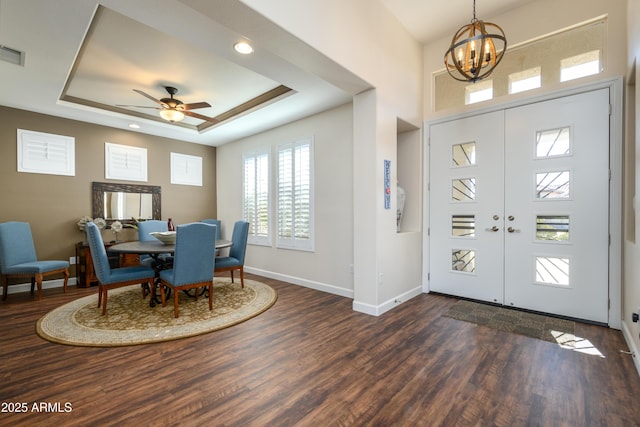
[1, 273, 639, 426]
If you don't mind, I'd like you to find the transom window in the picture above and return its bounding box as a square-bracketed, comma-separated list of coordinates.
[434, 19, 605, 111]
[465, 80, 493, 105]
[509, 67, 541, 94]
[560, 50, 601, 82]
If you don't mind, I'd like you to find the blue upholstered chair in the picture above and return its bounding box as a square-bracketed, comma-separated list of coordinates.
[214, 220, 249, 288]
[200, 219, 221, 241]
[159, 222, 216, 318]
[138, 220, 168, 242]
[201, 219, 222, 256]
[0, 221, 69, 300]
[137, 220, 172, 269]
[86, 221, 155, 315]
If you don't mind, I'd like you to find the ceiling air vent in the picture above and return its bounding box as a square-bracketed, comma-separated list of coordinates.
[0, 45, 25, 66]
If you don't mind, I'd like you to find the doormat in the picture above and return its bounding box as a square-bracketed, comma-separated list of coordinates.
[443, 299, 576, 346]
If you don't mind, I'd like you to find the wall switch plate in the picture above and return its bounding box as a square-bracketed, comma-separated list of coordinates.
[69, 256, 77, 265]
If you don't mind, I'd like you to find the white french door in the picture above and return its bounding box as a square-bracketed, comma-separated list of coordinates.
[429, 111, 505, 303]
[429, 89, 610, 323]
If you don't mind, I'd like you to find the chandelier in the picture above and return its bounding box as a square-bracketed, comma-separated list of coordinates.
[444, 0, 507, 82]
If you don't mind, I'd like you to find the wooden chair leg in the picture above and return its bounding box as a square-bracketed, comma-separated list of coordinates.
[30, 277, 36, 295]
[160, 283, 166, 307]
[230, 270, 234, 283]
[239, 267, 245, 288]
[173, 290, 179, 318]
[98, 285, 103, 308]
[63, 268, 69, 293]
[2, 275, 8, 301]
[35, 274, 43, 300]
[208, 283, 213, 311]
[102, 289, 108, 315]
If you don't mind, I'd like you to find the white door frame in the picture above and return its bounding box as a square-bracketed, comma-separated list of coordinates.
[422, 76, 623, 329]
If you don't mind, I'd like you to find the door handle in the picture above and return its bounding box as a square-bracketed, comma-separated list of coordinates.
[507, 227, 520, 233]
[486, 226, 499, 232]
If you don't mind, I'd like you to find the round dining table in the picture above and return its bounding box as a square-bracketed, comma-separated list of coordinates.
[108, 238, 232, 256]
[108, 239, 232, 306]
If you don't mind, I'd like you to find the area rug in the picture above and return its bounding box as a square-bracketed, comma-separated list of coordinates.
[36, 278, 277, 347]
[443, 299, 576, 346]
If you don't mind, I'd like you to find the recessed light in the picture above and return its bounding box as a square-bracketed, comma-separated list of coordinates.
[128, 123, 140, 129]
[233, 41, 253, 54]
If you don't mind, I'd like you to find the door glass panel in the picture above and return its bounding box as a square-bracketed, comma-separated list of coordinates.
[452, 215, 475, 237]
[536, 256, 570, 285]
[452, 178, 476, 201]
[452, 249, 475, 273]
[536, 127, 571, 158]
[536, 171, 570, 199]
[536, 215, 569, 241]
[452, 142, 476, 167]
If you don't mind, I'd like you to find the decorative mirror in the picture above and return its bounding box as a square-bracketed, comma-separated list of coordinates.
[92, 182, 161, 225]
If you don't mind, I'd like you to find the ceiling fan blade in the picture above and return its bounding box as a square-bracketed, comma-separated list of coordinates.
[184, 110, 219, 123]
[133, 89, 169, 108]
[179, 101, 211, 111]
[116, 104, 160, 109]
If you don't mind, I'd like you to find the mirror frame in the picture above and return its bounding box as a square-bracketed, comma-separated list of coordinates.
[92, 181, 161, 225]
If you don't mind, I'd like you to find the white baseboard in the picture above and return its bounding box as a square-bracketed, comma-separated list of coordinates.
[244, 266, 354, 298]
[621, 320, 640, 378]
[0, 277, 78, 297]
[244, 267, 424, 317]
[353, 286, 423, 316]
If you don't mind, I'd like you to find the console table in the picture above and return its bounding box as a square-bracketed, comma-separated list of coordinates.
[75, 242, 140, 287]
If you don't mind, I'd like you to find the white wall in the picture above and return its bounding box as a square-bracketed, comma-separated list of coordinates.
[624, 0, 640, 374]
[240, 0, 423, 124]
[216, 103, 355, 296]
[239, 0, 425, 314]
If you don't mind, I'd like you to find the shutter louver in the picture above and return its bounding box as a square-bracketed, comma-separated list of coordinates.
[277, 138, 314, 251]
[243, 150, 271, 245]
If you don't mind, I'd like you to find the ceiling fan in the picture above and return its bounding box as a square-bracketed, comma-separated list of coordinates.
[117, 86, 218, 123]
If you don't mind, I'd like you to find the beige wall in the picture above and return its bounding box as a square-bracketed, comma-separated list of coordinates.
[0, 106, 217, 278]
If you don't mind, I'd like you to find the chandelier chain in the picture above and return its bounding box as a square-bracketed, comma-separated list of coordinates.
[471, 0, 477, 23]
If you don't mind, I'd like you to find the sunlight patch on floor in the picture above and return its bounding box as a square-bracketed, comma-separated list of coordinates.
[551, 330, 605, 358]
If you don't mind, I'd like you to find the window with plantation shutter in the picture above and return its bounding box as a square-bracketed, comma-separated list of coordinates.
[277, 138, 314, 251]
[243, 150, 271, 246]
[105, 142, 147, 182]
[17, 129, 75, 176]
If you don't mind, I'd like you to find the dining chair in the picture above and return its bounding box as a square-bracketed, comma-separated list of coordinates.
[0, 221, 69, 300]
[137, 220, 172, 269]
[214, 220, 249, 288]
[200, 219, 221, 241]
[86, 221, 156, 315]
[159, 222, 216, 318]
[201, 219, 222, 257]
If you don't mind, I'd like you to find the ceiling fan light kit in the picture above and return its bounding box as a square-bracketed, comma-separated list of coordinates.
[159, 108, 185, 122]
[118, 86, 218, 124]
[444, 0, 507, 83]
